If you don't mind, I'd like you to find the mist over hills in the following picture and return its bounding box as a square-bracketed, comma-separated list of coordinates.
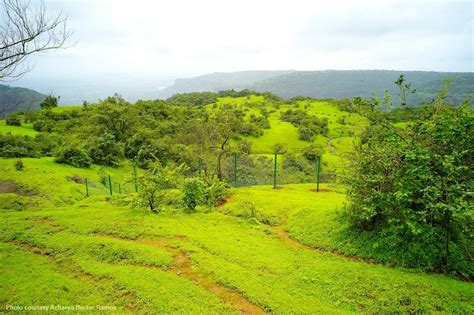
[2, 70, 472, 113]
[158, 70, 474, 105]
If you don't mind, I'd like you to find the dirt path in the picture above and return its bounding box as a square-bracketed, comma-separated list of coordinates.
[271, 226, 374, 264]
[139, 237, 266, 315]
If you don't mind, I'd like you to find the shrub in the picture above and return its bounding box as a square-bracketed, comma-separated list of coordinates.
[0, 134, 38, 157]
[203, 177, 230, 207]
[32, 119, 53, 132]
[14, 159, 24, 171]
[54, 145, 92, 168]
[347, 89, 473, 276]
[35, 133, 64, 156]
[40, 95, 59, 109]
[137, 161, 185, 212]
[182, 177, 205, 211]
[5, 113, 21, 126]
[88, 133, 122, 167]
[298, 126, 315, 141]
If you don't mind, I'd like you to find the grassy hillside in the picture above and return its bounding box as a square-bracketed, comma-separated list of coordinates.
[211, 95, 367, 175]
[1, 157, 473, 313]
[0, 120, 38, 136]
[1, 91, 472, 313]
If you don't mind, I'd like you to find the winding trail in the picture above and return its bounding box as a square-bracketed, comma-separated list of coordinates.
[30, 218, 266, 314]
[139, 237, 266, 315]
[270, 226, 375, 264]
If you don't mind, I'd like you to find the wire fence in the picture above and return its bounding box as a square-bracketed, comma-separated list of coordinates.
[194, 153, 336, 189]
[82, 153, 336, 198]
[82, 171, 138, 198]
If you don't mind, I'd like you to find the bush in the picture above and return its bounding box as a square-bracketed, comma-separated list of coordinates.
[137, 161, 185, 212]
[88, 133, 122, 167]
[0, 134, 38, 157]
[5, 113, 21, 126]
[203, 177, 230, 207]
[182, 177, 205, 211]
[40, 95, 59, 109]
[347, 92, 473, 277]
[35, 133, 64, 156]
[54, 145, 92, 168]
[32, 119, 53, 132]
[14, 159, 24, 171]
[298, 126, 315, 141]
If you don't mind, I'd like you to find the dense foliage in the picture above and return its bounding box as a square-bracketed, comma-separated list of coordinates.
[347, 82, 473, 277]
[54, 145, 92, 168]
[280, 109, 329, 140]
[40, 95, 59, 109]
[5, 113, 21, 126]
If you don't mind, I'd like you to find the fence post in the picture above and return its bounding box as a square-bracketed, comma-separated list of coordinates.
[108, 175, 113, 196]
[273, 153, 278, 189]
[85, 178, 89, 197]
[232, 153, 238, 187]
[316, 156, 321, 193]
[118, 183, 122, 194]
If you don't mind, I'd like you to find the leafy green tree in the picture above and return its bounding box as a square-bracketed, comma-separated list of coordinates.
[90, 100, 137, 142]
[5, 112, 21, 126]
[137, 161, 186, 212]
[54, 145, 91, 168]
[40, 95, 59, 109]
[347, 79, 473, 276]
[182, 177, 205, 211]
[88, 133, 122, 167]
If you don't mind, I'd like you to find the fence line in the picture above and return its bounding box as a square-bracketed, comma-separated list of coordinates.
[83, 152, 332, 198]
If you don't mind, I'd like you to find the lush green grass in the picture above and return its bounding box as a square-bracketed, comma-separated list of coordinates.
[51, 105, 83, 113]
[0, 120, 38, 136]
[0, 157, 138, 208]
[209, 97, 367, 173]
[1, 157, 473, 313]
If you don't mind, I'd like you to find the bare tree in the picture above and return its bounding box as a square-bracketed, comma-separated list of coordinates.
[0, 0, 72, 81]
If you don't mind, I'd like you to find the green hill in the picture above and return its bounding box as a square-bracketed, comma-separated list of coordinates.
[0, 84, 46, 118]
[158, 70, 474, 106]
[159, 70, 294, 98]
[0, 91, 472, 313]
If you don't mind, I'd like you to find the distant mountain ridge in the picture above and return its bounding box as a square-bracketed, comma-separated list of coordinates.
[160, 70, 295, 97]
[158, 70, 474, 105]
[0, 84, 46, 117]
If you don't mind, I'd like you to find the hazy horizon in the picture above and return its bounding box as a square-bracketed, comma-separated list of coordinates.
[5, 0, 473, 104]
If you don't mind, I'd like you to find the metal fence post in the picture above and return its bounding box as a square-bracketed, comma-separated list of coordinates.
[273, 153, 278, 189]
[316, 156, 321, 192]
[85, 178, 89, 197]
[108, 175, 113, 196]
[118, 183, 122, 194]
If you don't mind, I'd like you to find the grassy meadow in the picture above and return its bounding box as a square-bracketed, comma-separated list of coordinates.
[0, 95, 472, 314]
[0, 155, 473, 313]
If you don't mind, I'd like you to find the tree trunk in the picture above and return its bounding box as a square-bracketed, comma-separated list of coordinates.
[444, 211, 450, 270]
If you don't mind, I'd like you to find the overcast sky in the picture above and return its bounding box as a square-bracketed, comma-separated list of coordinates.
[8, 0, 474, 102]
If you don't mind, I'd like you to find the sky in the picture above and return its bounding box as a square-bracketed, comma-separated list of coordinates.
[6, 0, 474, 103]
